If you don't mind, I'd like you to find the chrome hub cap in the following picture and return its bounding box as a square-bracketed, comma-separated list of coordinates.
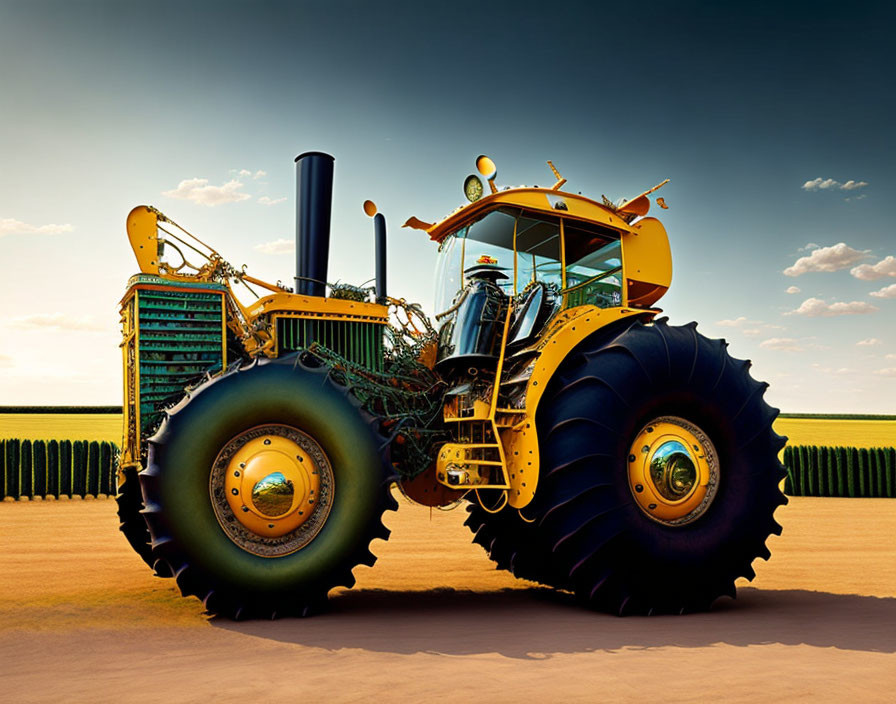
[627, 416, 719, 526]
[209, 424, 334, 557]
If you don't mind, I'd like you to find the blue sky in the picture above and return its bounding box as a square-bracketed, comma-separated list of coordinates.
[0, 0, 894, 411]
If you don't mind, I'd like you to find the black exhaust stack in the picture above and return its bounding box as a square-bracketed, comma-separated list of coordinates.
[374, 211, 387, 303]
[295, 151, 334, 297]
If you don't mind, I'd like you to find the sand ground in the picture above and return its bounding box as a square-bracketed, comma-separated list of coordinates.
[1, 494, 895, 703]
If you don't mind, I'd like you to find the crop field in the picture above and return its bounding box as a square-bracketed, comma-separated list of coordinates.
[0, 414, 121, 442]
[775, 418, 895, 449]
[2, 414, 893, 449]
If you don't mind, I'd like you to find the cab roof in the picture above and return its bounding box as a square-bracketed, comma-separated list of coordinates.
[419, 187, 637, 244]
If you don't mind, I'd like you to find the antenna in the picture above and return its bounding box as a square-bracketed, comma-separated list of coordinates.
[546, 161, 567, 190]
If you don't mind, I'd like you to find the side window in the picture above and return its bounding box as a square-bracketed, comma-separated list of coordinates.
[515, 214, 562, 293]
[564, 221, 623, 309]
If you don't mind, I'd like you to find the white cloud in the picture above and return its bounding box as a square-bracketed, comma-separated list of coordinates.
[760, 337, 804, 352]
[810, 363, 856, 376]
[802, 178, 868, 191]
[254, 238, 294, 255]
[802, 178, 838, 191]
[9, 313, 108, 332]
[162, 178, 251, 206]
[786, 285, 801, 294]
[805, 341, 832, 351]
[715, 318, 783, 337]
[237, 169, 267, 180]
[870, 283, 896, 299]
[0, 353, 13, 368]
[874, 368, 896, 377]
[856, 338, 882, 346]
[716, 316, 748, 327]
[798, 243, 819, 252]
[786, 297, 879, 317]
[886, 354, 896, 360]
[0, 218, 73, 237]
[783, 243, 869, 276]
[851, 255, 896, 281]
[258, 196, 287, 206]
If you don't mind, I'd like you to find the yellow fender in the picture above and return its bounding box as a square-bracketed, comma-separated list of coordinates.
[504, 305, 656, 508]
[621, 217, 672, 307]
[126, 205, 161, 275]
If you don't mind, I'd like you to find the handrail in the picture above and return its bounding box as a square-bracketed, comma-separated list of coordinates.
[560, 265, 622, 295]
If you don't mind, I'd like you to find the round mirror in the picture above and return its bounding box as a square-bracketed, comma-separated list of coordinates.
[475, 154, 497, 180]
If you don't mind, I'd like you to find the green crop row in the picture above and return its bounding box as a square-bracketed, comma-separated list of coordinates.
[783, 445, 896, 498]
[0, 438, 119, 500]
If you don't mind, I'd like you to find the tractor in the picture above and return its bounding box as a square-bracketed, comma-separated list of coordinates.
[117, 151, 787, 618]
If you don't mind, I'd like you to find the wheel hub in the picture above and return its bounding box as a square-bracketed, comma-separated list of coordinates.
[210, 424, 334, 556]
[627, 416, 719, 526]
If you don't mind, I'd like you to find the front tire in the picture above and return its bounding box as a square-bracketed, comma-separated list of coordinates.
[116, 467, 172, 575]
[139, 355, 396, 619]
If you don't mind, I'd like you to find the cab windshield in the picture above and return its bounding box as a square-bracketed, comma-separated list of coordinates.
[434, 208, 521, 315]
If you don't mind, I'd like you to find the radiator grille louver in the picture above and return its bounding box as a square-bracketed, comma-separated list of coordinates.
[276, 317, 384, 372]
[134, 286, 226, 434]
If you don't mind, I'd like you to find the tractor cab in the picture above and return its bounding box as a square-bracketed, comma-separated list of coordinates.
[426, 158, 668, 378]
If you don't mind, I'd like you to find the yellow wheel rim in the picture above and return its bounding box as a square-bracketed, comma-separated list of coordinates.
[209, 424, 334, 557]
[627, 416, 719, 526]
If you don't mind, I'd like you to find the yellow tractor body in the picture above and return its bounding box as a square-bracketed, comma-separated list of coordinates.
[116, 151, 786, 619]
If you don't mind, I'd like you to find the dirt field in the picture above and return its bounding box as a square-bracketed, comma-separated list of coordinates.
[1, 494, 894, 703]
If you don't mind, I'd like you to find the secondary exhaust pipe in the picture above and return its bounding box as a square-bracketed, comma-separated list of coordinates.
[294, 151, 334, 297]
[363, 200, 387, 304]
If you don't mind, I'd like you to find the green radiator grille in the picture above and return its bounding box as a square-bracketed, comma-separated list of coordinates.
[276, 317, 384, 372]
[137, 286, 225, 433]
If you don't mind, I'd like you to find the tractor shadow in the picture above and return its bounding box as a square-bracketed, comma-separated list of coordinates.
[212, 586, 896, 659]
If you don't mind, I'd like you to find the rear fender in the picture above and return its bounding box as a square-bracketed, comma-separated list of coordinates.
[502, 306, 656, 508]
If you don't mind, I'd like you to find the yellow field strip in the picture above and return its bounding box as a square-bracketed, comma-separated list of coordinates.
[774, 418, 895, 449]
[1, 415, 894, 449]
[0, 414, 122, 443]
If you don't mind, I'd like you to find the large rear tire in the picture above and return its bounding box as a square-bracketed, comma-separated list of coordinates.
[468, 318, 787, 614]
[139, 354, 396, 619]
